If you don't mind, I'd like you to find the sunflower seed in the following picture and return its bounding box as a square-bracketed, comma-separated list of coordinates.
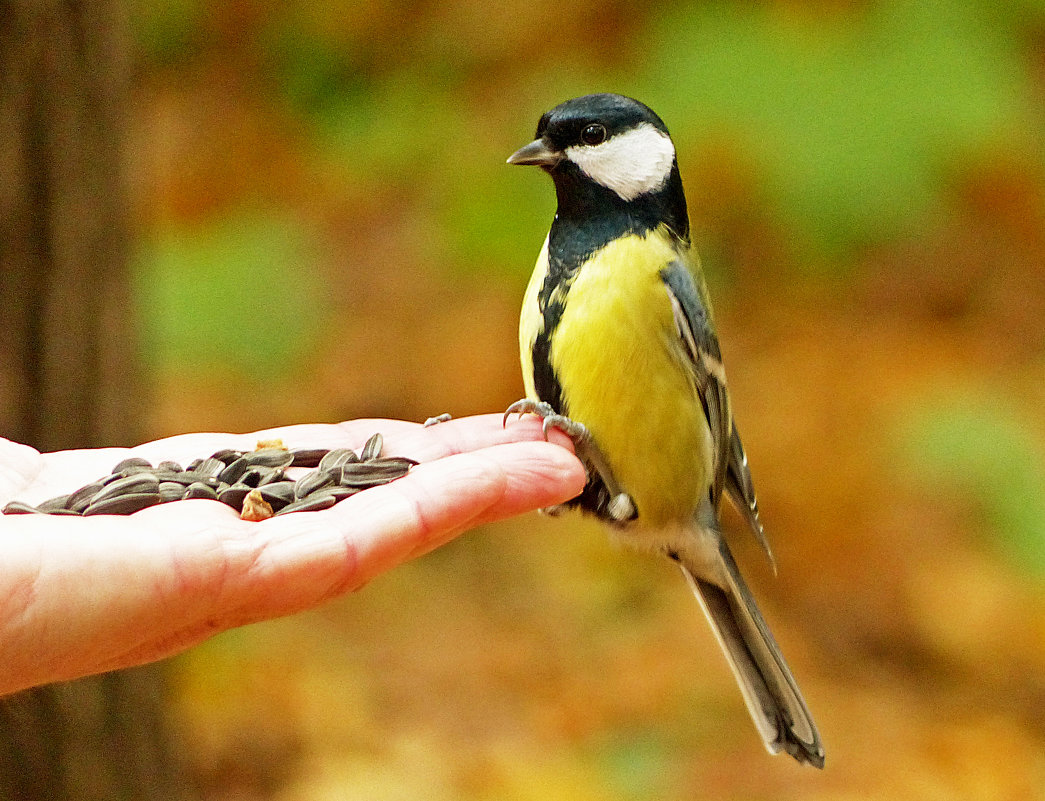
[294, 469, 335, 499]
[112, 457, 152, 473]
[334, 461, 411, 488]
[84, 492, 161, 516]
[69, 481, 106, 512]
[91, 473, 160, 505]
[257, 481, 296, 507]
[318, 448, 358, 471]
[308, 486, 359, 503]
[290, 448, 329, 468]
[159, 482, 187, 502]
[161, 471, 220, 488]
[2, 501, 42, 514]
[274, 494, 337, 515]
[218, 457, 249, 485]
[209, 448, 244, 465]
[257, 467, 286, 486]
[245, 448, 294, 469]
[360, 433, 383, 461]
[157, 460, 183, 473]
[217, 485, 252, 511]
[369, 456, 418, 468]
[184, 482, 218, 500]
[37, 494, 72, 512]
[194, 458, 226, 478]
[236, 466, 267, 488]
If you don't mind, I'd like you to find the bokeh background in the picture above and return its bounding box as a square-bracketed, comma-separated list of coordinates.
[118, 0, 1045, 798]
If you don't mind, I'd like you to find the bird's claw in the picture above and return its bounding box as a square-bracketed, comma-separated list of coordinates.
[503, 398, 637, 524]
[503, 399, 554, 429]
[423, 413, 453, 427]
[503, 398, 589, 442]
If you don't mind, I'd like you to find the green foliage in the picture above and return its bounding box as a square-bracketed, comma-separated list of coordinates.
[436, 158, 555, 280]
[901, 395, 1045, 576]
[134, 210, 327, 375]
[642, 0, 1044, 262]
[307, 73, 459, 180]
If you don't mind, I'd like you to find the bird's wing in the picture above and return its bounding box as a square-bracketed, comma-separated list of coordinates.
[660, 259, 731, 504]
[660, 260, 774, 566]
[725, 423, 775, 570]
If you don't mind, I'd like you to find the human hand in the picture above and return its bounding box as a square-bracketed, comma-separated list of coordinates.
[0, 414, 585, 696]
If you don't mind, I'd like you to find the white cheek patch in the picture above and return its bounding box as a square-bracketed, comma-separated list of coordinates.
[565, 123, 676, 201]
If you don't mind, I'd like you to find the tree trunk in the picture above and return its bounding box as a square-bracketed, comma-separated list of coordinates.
[0, 0, 142, 451]
[0, 2, 186, 799]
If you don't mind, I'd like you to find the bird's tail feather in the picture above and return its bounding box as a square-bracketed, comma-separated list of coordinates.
[679, 543, 824, 768]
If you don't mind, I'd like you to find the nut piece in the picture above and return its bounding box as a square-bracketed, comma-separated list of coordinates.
[240, 489, 274, 521]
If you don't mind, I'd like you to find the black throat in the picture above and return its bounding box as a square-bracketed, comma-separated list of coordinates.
[546, 160, 690, 278]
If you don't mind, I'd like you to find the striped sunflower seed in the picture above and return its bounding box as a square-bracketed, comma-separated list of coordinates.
[290, 448, 329, 468]
[209, 448, 244, 465]
[91, 473, 160, 506]
[294, 469, 335, 499]
[360, 433, 383, 461]
[217, 457, 249, 485]
[274, 494, 337, 515]
[318, 448, 358, 471]
[69, 481, 106, 513]
[217, 485, 252, 511]
[2, 500, 42, 514]
[334, 461, 411, 488]
[184, 482, 218, 501]
[159, 482, 187, 503]
[84, 492, 161, 516]
[244, 448, 294, 469]
[308, 486, 359, 503]
[194, 458, 226, 479]
[112, 457, 152, 473]
[257, 481, 296, 508]
[37, 494, 72, 512]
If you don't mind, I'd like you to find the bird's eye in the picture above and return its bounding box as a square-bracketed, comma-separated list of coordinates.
[580, 124, 606, 146]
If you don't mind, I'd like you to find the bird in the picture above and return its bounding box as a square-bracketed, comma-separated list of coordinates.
[504, 93, 825, 767]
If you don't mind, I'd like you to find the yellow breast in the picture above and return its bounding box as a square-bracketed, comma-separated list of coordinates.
[541, 230, 712, 528]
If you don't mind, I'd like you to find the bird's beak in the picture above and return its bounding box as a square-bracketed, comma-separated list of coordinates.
[507, 138, 561, 167]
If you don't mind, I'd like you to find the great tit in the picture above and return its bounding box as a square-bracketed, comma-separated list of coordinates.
[506, 93, 825, 767]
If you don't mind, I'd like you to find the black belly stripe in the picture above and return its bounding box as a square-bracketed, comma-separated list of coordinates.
[531, 331, 563, 413]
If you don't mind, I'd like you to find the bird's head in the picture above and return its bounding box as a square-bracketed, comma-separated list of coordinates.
[507, 93, 678, 204]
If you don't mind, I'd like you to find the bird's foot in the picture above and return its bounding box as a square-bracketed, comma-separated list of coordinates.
[503, 398, 588, 441]
[503, 398, 636, 523]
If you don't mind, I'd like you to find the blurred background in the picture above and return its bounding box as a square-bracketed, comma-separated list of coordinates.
[4, 0, 1045, 798]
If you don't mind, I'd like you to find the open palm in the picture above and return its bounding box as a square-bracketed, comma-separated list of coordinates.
[0, 414, 584, 695]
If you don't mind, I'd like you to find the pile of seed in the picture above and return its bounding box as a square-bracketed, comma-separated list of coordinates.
[2, 433, 416, 521]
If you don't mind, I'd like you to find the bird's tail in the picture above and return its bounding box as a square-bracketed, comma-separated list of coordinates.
[679, 542, 825, 768]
